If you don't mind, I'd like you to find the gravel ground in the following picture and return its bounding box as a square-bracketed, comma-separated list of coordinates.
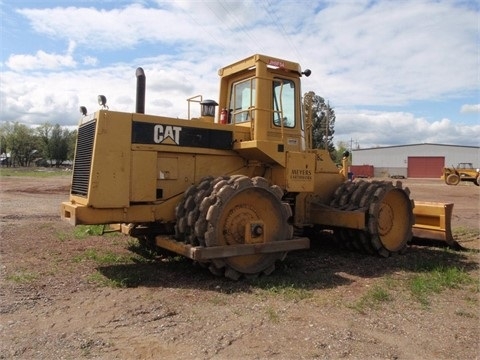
[0, 173, 478, 359]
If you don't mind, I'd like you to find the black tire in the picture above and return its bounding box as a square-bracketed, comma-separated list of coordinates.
[446, 173, 460, 186]
[329, 180, 413, 257]
[201, 175, 292, 279]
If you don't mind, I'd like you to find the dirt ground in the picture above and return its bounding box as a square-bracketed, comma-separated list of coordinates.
[0, 173, 479, 360]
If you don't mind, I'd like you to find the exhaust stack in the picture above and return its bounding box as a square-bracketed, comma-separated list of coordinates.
[135, 67, 146, 114]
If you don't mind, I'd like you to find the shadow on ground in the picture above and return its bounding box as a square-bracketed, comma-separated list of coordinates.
[97, 237, 479, 293]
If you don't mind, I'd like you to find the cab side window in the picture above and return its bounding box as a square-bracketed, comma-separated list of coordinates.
[229, 78, 256, 123]
[273, 78, 295, 128]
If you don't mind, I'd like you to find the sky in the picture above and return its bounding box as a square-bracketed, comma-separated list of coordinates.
[1, 0, 479, 149]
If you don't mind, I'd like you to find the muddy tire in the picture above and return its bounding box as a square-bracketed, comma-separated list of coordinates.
[446, 174, 460, 186]
[201, 175, 292, 279]
[330, 180, 414, 257]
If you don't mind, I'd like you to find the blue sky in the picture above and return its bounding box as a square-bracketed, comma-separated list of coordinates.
[1, 0, 479, 148]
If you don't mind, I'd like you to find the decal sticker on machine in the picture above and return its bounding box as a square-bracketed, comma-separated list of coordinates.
[154, 125, 182, 145]
[132, 121, 233, 150]
[290, 169, 312, 181]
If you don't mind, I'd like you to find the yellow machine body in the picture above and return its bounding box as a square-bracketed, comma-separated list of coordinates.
[61, 54, 456, 279]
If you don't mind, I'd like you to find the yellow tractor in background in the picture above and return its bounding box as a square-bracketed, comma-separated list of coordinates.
[61, 54, 455, 279]
[443, 163, 480, 186]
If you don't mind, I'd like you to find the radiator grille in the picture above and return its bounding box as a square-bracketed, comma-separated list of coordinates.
[71, 120, 96, 196]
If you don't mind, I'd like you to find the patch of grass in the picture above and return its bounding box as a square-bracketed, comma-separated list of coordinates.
[464, 293, 479, 305]
[126, 238, 160, 260]
[57, 225, 122, 242]
[93, 262, 160, 288]
[453, 226, 480, 244]
[266, 307, 280, 323]
[209, 294, 228, 306]
[73, 248, 132, 265]
[56, 231, 71, 242]
[408, 265, 475, 307]
[453, 226, 480, 238]
[87, 272, 129, 288]
[73, 243, 157, 288]
[349, 284, 393, 313]
[73, 225, 120, 239]
[7, 270, 39, 283]
[253, 280, 313, 301]
[0, 167, 70, 177]
[73, 225, 106, 239]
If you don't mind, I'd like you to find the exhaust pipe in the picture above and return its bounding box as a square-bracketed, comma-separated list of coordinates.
[135, 67, 146, 114]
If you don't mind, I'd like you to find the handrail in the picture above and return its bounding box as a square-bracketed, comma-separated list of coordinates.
[186, 95, 202, 120]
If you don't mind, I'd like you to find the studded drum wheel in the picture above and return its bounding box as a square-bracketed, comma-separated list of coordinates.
[330, 180, 414, 257]
[200, 176, 293, 280]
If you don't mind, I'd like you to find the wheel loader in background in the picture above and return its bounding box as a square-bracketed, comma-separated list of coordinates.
[61, 54, 456, 279]
[443, 163, 480, 186]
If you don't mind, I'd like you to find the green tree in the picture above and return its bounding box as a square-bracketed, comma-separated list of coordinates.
[50, 124, 70, 166]
[303, 91, 336, 160]
[335, 141, 350, 164]
[36, 123, 75, 166]
[67, 129, 77, 161]
[0, 122, 13, 166]
[36, 122, 54, 165]
[1, 121, 75, 167]
[2, 122, 39, 167]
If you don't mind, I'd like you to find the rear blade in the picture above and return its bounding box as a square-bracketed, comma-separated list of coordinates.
[412, 201, 461, 249]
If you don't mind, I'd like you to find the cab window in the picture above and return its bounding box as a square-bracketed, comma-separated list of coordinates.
[273, 78, 295, 128]
[229, 78, 256, 123]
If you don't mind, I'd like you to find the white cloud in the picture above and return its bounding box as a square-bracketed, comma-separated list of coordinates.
[335, 109, 480, 148]
[6, 40, 77, 71]
[16, 4, 218, 50]
[6, 50, 76, 71]
[2, 0, 478, 149]
[0, 59, 215, 126]
[460, 104, 480, 113]
[82, 56, 98, 66]
[12, 1, 478, 104]
[300, 1, 478, 106]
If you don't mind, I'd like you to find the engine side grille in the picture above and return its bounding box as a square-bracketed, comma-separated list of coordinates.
[71, 120, 96, 196]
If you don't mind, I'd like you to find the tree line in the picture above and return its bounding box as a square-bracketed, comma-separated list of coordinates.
[0, 122, 77, 167]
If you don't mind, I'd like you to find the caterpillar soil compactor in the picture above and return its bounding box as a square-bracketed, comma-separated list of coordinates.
[61, 54, 455, 279]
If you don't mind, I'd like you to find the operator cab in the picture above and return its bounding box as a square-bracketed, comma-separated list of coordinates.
[229, 77, 296, 128]
[217, 54, 310, 166]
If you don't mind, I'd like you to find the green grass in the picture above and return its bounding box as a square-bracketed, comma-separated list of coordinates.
[349, 284, 393, 313]
[87, 272, 130, 288]
[209, 294, 229, 306]
[453, 226, 480, 241]
[56, 231, 70, 242]
[7, 270, 39, 283]
[347, 262, 477, 312]
[73, 225, 105, 239]
[73, 248, 132, 264]
[253, 280, 313, 301]
[0, 167, 71, 178]
[265, 307, 280, 323]
[408, 265, 476, 307]
[73, 239, 157, 288]
[56, 225, 121, 242]
[73, 225, 120, 239]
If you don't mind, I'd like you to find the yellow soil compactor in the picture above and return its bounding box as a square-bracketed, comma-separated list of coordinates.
[61, 54, 455, 279]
